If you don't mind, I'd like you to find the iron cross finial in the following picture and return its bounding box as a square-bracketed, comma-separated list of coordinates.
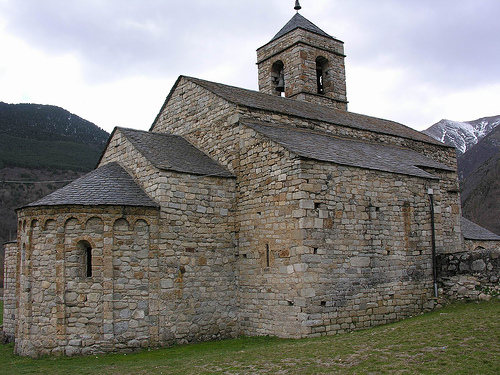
[294, 0, 302, 11]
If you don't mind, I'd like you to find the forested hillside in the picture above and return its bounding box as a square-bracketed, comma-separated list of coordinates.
[0, 102, 108, 170]
[0, 102, 109, 287]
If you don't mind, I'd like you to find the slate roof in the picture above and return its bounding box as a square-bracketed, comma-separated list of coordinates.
[118, 128, 234, 178]
[461, 217, 500, 241]
[270, 13, 334, 42]
[22, 162, 159, 209]
[243, 120, 453, 179]
[181, 76, 448, 148]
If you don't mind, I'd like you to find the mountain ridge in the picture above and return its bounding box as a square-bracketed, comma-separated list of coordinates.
[422, 114, 500, 236]
[422, 115, 500, 155]
[458, 125, 500, 180]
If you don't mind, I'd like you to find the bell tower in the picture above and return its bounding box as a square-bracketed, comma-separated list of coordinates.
[256, 3, 348, 110]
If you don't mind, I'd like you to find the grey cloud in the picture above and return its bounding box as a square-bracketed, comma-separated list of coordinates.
[1, 0, 283, 83]
[338, 0, 500, 89]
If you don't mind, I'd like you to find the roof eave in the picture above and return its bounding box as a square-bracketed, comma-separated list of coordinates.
[17, 202, 160, 212]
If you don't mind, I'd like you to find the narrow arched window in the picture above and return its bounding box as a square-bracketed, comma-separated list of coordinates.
[316, 56, 329, 94]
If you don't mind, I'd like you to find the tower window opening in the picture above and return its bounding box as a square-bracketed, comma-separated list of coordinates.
[316, 56, 329, 95]
[317, 68, 324, 94]
[266, 244, 270, 267]
[271, 61, 285, 95]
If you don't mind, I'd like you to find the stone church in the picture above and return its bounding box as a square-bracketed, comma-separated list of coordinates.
[3, 9, 471, 357]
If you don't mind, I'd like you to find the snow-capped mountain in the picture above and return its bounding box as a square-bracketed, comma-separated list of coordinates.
[422, 115, 500, 155]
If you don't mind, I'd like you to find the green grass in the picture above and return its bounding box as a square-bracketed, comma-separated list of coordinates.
[1, 300, 499, 374]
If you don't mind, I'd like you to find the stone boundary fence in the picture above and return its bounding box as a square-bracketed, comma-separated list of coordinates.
[437, 246, 500, 301]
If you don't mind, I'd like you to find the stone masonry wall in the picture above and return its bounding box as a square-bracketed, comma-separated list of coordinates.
[100, 127, 239, 347]
[14, 155, 238, 359]
[438, 246, 500, 300]
[293, 159, 439, 335]
[152, 170, 238, 346]
[235, 127, 307, 338]
[464, 239, 500, 253]
[150, 78, 462, 338]
[152, 80, 315, 338]
[229, 123, 445, 338]
[14, 206, 160, 357]
[2, 241, 17, 341]
[238, 107, 463, 255]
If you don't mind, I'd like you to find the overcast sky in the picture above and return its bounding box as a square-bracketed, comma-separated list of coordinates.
[0, 0, 499, 133]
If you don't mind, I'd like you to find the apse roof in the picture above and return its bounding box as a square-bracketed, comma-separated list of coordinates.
[243, 120, 453, 179]
[270, 13, 334, 42]
[22, 162, 159, 209]
[118, 127, 234, 178]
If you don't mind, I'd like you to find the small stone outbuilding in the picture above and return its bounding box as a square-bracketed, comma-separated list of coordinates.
[4, 11, 469, 357]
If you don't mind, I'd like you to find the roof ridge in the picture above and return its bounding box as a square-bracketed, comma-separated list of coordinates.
[183, 76, 448, 148]
[239, 118, 438, 153]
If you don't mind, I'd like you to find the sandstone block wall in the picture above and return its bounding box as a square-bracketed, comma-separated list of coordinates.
[150, 78, 463, 339]
[14, 174, 238, 358]
[235, 127, 307, 338]
[14, 206, 160, 357]
[290, 160, 439, 336]
[239, 106, 463, 255]
[100, 127, 240, 347]
[152, 171, 238, 346]
[232, 123, 446, 338]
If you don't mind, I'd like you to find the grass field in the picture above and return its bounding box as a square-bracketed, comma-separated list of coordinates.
[0, 300, 499, 374]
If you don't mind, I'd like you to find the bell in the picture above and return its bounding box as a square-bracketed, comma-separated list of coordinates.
[294, 0, 302, 11]
[276, 74, 285, 92]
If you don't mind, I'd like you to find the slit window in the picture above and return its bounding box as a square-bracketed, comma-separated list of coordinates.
[76, 240, 93, 278]
[86, 244, 92, 277]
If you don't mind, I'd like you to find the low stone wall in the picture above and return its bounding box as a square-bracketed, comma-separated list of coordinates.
[437, 247, 500, 300]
